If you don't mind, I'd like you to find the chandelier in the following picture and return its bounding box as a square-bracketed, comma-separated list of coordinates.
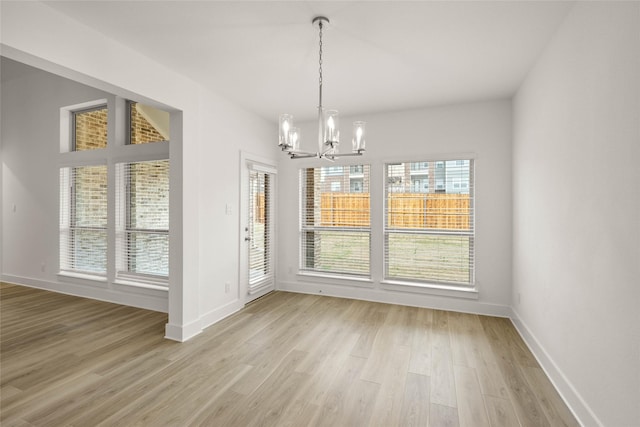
[278, 16, 366, 160]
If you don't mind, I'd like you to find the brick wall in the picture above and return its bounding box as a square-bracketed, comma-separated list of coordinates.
[130, 102, 167, 144]
[74, 107, 107, 150]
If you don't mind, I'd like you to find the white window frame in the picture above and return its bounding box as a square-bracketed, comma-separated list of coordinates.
[383, 159, 475, 288]
[59, 100, 109, 279]
[299, 165, 371, 279]
[115, 159, 169, 287]
[59, 97, 171, 290]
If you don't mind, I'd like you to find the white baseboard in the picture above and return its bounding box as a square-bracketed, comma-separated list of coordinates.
[199, 299, 244, 332]
[510, 308, 602, 427]
[1, 274, 168, 312]
[278, 279, 511, 318]
[165, 319, 202, 342]
[165, 299, 243, 342]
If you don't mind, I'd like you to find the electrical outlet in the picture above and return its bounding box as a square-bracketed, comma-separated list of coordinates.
[41, 263, 46, 272]
[225, 282, 230, 293]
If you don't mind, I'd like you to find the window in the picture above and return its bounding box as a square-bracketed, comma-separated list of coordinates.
[300, 165, 370, 277]
[60, 99, 170, 286]
[385, 160, 474, 285]
[323, 166, 343, 177]
[60, 103, 108, 275]
[72, 105, 107, 151]
[412, 177, 429, 193]
[116, 160, 169, 280]
[127, 101, 170, 145]
[350, 178, 363, 193]
[387, 163, 404, 193]
[350, 165, 364, 175]
[60, 165, 108, 275]
[410, 162, 429, 172]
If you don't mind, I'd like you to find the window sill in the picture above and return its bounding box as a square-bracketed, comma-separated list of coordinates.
[380, 280, 479, 300]
[297, 271, 373, 288]
[113, 279, 167, 291]
[58, 271, 107, 283]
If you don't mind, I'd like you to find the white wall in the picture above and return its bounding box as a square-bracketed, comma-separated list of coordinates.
[513, 2, 640, 426]
[196, 88, 277, 328]
[1, 2, 277, 341]
[277, 100, 513, 316]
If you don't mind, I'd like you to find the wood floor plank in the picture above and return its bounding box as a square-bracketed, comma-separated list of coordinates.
[453, 365, 490, 427]
[0, 284, 578, 427]
[369, 345, 411, 427]
[480, 316, 552, 427]
[341, 379, 381, 426]
[292, 331, 360, 406]
[430, 310, 457, 408]
[520, 366, 580, 427]
[314, 355, 367, 426]
[484, 395, 521, 427]
[430, 403, 460, 427]
[408, 307, 433, 376]
[399, 372, 430, 427]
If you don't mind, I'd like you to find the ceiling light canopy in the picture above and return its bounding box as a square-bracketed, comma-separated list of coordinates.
[278, 16, 366, 160]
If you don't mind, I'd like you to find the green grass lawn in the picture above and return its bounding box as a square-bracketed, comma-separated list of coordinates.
[308, 231, 471, 284]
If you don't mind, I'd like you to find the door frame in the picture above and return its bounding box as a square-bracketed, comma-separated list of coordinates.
[239, 151, 278, 304]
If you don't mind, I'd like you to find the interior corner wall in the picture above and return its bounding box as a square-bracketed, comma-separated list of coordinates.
[512, 2, 640, 426]
[277, 99, 513, 316]
[0, 1, 277, 341]
[196, 89, 278, 331]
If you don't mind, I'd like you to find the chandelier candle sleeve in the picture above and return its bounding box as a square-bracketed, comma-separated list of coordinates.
[352, 121, 366, 152]
[324, 110, 339, 145]
[289, 127, 300, 152]
[279, 114, 293, 149]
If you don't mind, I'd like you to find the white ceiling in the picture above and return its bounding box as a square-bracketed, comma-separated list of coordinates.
[44, 1, 573, 121]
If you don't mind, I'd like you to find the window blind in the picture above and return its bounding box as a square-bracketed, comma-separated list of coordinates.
[384, 160, 474, 285]
[60, 165, 108, 275]
[116, 160, 169, 281]
[300, 165, 370, 277]
[248, 167, 275, 292]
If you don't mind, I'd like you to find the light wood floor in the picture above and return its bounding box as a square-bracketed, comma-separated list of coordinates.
[0, 283, 578, 427]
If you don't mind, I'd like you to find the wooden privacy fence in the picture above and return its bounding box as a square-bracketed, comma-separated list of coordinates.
[320, 193, 471, 230]
[320, 193, 370, 227]
[254, 194, 266, 224]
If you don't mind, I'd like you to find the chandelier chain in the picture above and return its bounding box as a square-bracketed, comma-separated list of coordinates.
[318, 20, 323, 98]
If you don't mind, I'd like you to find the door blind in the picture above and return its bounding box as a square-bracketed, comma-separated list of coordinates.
[384, 159, 474, 285]
[248, 167, 274, 292]
[300, 165, 370, 277]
